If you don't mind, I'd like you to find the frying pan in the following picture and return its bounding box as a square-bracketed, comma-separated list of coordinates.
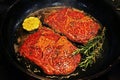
[1, 0, 120, 80]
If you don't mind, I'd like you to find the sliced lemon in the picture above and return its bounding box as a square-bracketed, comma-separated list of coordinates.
[22, 17, 41, 31]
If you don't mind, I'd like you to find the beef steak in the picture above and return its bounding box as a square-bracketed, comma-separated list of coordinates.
[19, 27, 80, 75]
[44, 8, 100, 44]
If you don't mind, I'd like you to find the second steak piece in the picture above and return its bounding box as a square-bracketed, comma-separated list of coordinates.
[19, 27, 81, 75]
[44, 8, 100, 44]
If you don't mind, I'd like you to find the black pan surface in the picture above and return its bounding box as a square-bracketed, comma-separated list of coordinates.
[1, 0, 120, 80]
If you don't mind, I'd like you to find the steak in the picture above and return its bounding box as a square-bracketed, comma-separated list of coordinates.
[19, 27, 80, 75]
[44, 8, 100, 44]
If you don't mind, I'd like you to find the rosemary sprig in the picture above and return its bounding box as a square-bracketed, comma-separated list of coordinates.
[73, 27, 106, 69]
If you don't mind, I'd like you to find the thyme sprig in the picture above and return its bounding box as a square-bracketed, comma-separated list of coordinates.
[73, 27, 106, 69]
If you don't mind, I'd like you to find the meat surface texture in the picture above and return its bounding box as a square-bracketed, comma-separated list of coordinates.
[44, 8, 100, 44]
[19, 27, 80, 75]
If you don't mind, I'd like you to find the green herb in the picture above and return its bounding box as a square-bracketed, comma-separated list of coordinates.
[73, 27, 106, 69]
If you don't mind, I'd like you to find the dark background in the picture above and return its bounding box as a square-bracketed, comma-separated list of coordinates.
[0, 0, 120, 80]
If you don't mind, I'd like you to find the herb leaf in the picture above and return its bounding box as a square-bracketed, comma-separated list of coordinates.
[73, 27, 106, 69]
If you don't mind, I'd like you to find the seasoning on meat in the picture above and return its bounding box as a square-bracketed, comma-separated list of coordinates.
[19, 27, 81, 75]
[44, 8, 100, 44]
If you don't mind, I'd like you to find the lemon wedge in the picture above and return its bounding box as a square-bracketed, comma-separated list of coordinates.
[22, 17, 41, 31]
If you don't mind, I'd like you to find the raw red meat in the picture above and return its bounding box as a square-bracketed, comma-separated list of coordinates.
[19, 27, 80, 75]
[44, 8, 100, 44]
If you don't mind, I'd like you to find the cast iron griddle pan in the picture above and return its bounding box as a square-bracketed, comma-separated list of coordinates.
[1, 0, 120, 80]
